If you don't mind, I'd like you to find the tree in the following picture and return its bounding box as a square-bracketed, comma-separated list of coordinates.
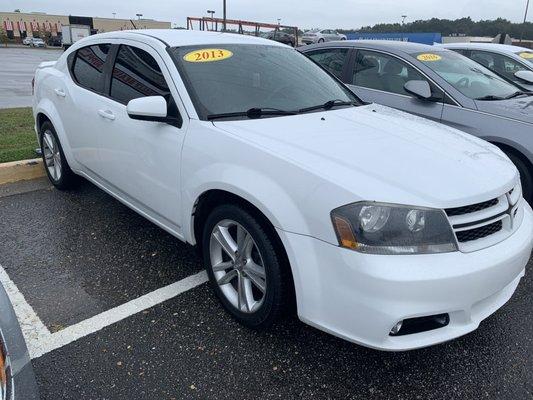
[337, 17, 533, 40]
[0, 27, 7, 47]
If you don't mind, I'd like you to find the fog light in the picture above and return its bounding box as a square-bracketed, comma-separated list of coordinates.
[390, 321, 403, 335]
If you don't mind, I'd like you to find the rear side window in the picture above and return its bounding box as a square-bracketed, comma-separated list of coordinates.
[307, 48, 348, 79]
[110, 45, 171, 105]
[71, 44, 111, 93]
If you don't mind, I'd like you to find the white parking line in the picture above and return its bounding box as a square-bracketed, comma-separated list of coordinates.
[0, 264, 208, 359]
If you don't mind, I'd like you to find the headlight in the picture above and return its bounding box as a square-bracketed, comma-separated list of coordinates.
[331, 202, 457, 255]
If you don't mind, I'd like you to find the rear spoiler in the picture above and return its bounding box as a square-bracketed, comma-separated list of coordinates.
[37, 61, 57, 70]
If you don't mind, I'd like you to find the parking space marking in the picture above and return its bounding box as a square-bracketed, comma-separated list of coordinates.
[0, 265, 50, 355]
[32, 270, 208, 359]
[0, 263, 207, 360]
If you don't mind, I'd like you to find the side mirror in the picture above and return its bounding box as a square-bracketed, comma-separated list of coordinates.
[514, 70, 533, 85]
[127, 96, 168, 122]
[404, 80, 432, 100]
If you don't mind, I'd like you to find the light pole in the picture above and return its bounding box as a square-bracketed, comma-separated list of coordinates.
[401, 15, 407, 41]
[207, 10, 215, 30]
[112, 12, 116, 19]
[520, 0, 530, 43]
[277, 18, 281, 25]
[222, 0, 227, 31]
[136, 13, 143, 20]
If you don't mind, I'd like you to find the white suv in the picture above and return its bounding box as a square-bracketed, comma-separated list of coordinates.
[33, 30, 532, 351]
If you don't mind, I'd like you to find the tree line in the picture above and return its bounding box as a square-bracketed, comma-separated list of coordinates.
[338, 17, 533, 40]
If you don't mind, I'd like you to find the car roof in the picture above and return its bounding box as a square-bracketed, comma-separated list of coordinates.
[88, 29, 286, 47]
[301, 40, 440, 54]
[442, 42, 531, 53]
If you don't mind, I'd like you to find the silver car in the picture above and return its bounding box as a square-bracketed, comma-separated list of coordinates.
[301, 29, 347, 45]
[300, 41, 533, 202]
[442, 43, 533, 92]
[0, 284, 40, 399]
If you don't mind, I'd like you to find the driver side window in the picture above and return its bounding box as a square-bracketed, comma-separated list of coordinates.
[352, 50, 444, 101]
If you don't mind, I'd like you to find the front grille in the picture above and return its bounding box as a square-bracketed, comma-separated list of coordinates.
[445, 198, 498, 217]
[456, 220, 503, 243]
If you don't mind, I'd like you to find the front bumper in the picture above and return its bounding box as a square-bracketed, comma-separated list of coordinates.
[278, 203, 533, 351]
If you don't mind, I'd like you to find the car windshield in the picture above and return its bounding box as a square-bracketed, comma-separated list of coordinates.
[516, 51, 533, 66]
[412, 50, 519, 100]
[170, 44, 357, 120]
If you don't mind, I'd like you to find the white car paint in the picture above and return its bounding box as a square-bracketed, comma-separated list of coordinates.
[33, 29, 533, 351]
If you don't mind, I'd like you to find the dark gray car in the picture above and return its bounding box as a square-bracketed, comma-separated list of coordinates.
[0, 284, 40, 399]
[300, 41, 533, 202]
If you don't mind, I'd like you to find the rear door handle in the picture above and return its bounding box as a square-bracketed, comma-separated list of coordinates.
[54, 88, 66, 97]
[97, 109, 115, 121]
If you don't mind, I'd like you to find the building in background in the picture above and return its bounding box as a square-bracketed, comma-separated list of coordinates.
[0, 11, 170, 42]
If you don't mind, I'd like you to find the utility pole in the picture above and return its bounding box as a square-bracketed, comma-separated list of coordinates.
[223, 0, 227, 31]
[520, 0, 530, 43]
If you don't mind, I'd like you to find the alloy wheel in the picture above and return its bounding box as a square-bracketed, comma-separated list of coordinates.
[42, 130, 62, 181]
[209, 219, 267, 313]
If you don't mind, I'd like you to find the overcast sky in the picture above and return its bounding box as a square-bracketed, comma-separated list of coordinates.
[4, 0, 531, 29]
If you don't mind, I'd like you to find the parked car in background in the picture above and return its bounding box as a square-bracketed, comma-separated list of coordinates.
[47, 36, 63, 47]
[33, 30, 533, 351]
[301, 41, 533, 202]
[302, 29, 346, 44]
[441, 43, 533, 91]
[29, 38, 46, 48]
[261, 31, 295, 47]
[0, 284, 40, 399]
[22, 37, 32, 45]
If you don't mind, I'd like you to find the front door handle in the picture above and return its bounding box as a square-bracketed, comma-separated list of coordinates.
[97, 109, 115, 121]
[54, 88, 66, 97]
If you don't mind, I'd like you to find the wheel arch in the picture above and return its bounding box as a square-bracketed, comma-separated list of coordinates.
[34, 99, 78, 170]
[488, 139, 533, 172]
[193, 188, 297, 311]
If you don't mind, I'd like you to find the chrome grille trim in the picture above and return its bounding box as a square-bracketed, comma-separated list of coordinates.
[445, 183, 523, 252]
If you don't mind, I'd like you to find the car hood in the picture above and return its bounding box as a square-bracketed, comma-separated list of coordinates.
[474, 96, 533, 124]
[213, 104, 517, 207]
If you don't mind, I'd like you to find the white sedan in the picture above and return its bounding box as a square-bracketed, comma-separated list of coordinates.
[302, 29, 347, 44]
[33, 29, 532, 351]
[442, 43, 533, 91]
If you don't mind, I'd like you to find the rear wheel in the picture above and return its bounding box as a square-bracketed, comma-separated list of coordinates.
[318, 38, 325, 43]
[202, 204, 291, 329]
[504, 150, 532, 204]
[39, 121, 78, 190]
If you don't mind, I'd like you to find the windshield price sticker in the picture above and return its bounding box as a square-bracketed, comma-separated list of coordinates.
[519, 52, 533, 59]
[184, 49, 233, 63]
[417, 53, 442, 62]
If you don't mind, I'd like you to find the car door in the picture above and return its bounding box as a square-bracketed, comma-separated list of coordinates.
[305, 47, 350, 80]
[93, 41, 187, 230]
[348, 49, 445, 122]
[61, 43, 113, 172]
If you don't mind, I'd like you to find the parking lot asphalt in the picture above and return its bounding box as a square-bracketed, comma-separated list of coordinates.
[0, 47, 62, 109]
[0, 178, 532, 399]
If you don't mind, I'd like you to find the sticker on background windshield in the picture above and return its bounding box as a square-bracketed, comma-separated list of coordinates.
[519, 52, 533, 59]
[183, 49, 233, 63]
[416, 53, 442, 62]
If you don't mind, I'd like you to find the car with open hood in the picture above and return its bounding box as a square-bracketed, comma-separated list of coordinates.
[32, 30, 532, 351]
[301, 41, 533, 203]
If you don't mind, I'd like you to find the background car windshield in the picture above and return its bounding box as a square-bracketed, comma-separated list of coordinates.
[412, 51, 518, 99]
[516, 51, 533, 66]
[171, 44, 355, 119]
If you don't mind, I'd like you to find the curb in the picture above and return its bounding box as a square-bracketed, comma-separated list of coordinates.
[0, 158, 45, 185]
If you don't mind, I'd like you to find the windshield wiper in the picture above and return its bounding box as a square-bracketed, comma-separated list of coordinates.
[505, 91, 533, 99]
[474, 95, 505, 101]
[298, 99, 356, 113]
[207, 107, 297, 120]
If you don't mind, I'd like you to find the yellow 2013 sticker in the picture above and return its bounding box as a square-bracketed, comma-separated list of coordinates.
[416, 53, 442, 62]
[519, 52, 533, 59]
[183, 48, 233, 63]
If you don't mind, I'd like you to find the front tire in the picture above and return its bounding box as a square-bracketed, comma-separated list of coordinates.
[39, 121, 78, 190]
[504, 150, 532, 204]
[202, 204, 291, 329]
